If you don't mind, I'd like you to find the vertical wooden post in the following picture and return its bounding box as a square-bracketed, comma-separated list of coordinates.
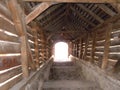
[68, 41, 72, 56]
[101, 23, 112, 69]
[91, 31, 96, 63]
[80, 38, 83, 59]
[32, 23, 39, 68]
[7, 0, 29, 77]
[83, 34, 89, 60]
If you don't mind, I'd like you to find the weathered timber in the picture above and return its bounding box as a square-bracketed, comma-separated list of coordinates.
[109, 53, 120, 60]
[0, 65, 22, 83]
[26, 2, 53, 24]
[110, 38, 120, 46]
[0, 17, 17, 35]
[91, 32, 96, 63]
[0, 56, 21, 70]
[7, 0, 32, 77]
[0, 3, 12, 21]
[0, 73, 22, 90]
[0, 32, 20, 43]
[0, 42, 20, 54]
[101, 24, 112, 69]
[109, 46, 120, 52]
[32, 23, 40, 68]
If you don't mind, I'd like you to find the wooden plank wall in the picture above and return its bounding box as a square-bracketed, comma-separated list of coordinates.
[0, 1, 51, 89]
[0, 1, 22, 90]
[73, 20, 120, 71]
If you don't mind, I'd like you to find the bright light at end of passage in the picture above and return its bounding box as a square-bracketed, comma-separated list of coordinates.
[54, 42, 70, 62]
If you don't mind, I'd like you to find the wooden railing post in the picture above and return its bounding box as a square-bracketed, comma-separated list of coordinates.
[101, 23, 112, 69]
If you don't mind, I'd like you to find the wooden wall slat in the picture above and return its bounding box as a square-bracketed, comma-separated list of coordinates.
[0, 56, 21, 70]
[0, 42, 20, 54]
[0, 73, 22, 90]
[0, 31, 19, 43]
[0, 17, 17, 35]
[0, 65, 22, 83]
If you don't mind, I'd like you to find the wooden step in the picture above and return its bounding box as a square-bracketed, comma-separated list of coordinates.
[42, 80, 101, 90]
[53, 61, 74, 66]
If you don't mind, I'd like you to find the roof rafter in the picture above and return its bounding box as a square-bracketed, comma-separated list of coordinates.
[26, 2, 53, 24]
[40, 5, 66, 25]
[97, 4, 117, 16]
[43, 12, 65, 28]
[77, 4, 104, 23]
[70, 6, 96, 27]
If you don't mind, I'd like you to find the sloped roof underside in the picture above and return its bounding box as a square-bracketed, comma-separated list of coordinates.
[25, 2, 119, 41]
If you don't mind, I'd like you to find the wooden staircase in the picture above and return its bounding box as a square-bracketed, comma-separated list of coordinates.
[42, 61, 102, 90]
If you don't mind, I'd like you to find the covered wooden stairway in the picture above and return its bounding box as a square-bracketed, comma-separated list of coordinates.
[0, 0, 120, 90]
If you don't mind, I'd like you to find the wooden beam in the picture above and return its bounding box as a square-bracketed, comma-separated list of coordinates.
[80, 38, 83, 59]
[83, 33, 89, 60]
[7, 0, 36, 78]
[32, 23, 40, 68]
[93, 12, 120, 31]
[101, 23, 112, 69]
[70, 6, 96, 27]
[23, 0, 117, 3]
[0, 3, 13, 21]
[91, 31, 97, 63]
[98, 4, 117, 16]
[41, 5, 66, 26]
[43, 12, 65, 28]
[37, 4, 61, 20]
[26, 2, 53, 24]
[77, 4, 104, 23]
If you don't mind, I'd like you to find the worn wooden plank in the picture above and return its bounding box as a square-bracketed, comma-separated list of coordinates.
[96, 35, 105, 41]
[0, 56, 21, 70]
[0, 73, 22, 90]
[101, 24, 112, 69]
[26, 26, 34, 36]
[0, 65, 22, 83]
[0, 31, 19, 43]
[29, 42, 35, 49]
[96, 47, 104, 52]
[27, 33, 35, 42]
[0, 42, 20, 54]
[0, 3, 12, 21]
[109, 53, 120, 60]
[109, 46, 120, 52]
[96, 41, 105, 46]
[110, 38, 120, 46]
[111, 31, 120, 38]
[0, 17, 17, 35]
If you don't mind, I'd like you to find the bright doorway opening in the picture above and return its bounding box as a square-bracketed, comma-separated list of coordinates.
[54, 42, 70, 62]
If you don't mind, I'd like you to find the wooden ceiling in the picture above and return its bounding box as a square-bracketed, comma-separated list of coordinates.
[24, 0, 119, 41]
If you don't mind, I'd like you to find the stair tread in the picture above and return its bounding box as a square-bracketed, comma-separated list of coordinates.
[43, 80, 98, 88]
